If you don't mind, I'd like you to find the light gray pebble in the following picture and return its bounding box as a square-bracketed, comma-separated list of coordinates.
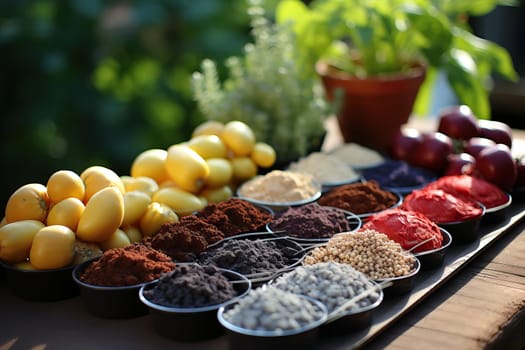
[272, 262, 379, 313]
[223, 287, 325, 332]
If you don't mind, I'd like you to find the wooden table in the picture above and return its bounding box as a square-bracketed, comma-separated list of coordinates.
[368, 217, 525, 349]
[1, 117, 524, 350]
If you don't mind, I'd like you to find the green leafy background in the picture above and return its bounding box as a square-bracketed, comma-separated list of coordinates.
[0, 0, 254, 213]
[0, 0, 523, 215]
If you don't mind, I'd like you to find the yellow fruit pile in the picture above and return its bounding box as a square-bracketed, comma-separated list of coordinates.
[0, 120, 276, 271]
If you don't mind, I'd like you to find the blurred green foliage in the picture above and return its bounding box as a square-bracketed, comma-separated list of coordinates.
[0, 0, 254, 212]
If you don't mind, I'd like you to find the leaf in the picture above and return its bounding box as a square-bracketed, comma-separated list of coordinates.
[413, 66, 438, 117]
[445, 49, 491, 118]
[276, 0, 308, 24]
[438, 0, 517, 17]
[403, 3, 453, 67]
[453, 28, 518, 81]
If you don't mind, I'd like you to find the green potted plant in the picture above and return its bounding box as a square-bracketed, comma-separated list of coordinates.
[276, 0, 518, 151]
[191, 0, 330, 165]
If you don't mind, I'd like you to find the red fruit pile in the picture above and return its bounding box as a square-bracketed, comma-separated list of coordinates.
[388, 104, 520, 191]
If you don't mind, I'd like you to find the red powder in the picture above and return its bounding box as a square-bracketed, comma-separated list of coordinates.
[425, 175, 508, 209]
[402, 189, 483, 223]
[363, 208, 443, 252]
[79, 244, 175, 287]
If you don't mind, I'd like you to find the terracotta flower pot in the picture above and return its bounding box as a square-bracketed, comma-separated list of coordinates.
[316, 61, 426, 153]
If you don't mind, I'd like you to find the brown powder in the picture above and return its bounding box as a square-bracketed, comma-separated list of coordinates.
[143, 215, 224, 261]
[318, 180, 398, 214]
[198, 198, 273, 236]
[79, 244, 175, 287]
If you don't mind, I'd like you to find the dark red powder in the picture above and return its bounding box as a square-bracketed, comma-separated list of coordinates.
[143, 215, 224, 261]
[79, 244, 175, 287]
[318, 180, 398, 214]
[198, 198, 273, 236]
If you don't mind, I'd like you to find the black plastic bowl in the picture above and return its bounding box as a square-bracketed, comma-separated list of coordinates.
[437, 204, 486, 245]
[413, 228, 453, 270]
[321, 282, 384, 336]
[72, 258, 158, 319]
[482, 193, 512, 224]
[217, 295, 328, 350]
[139, 267, 251, 341]
[375, 257, 421, 297]
[0, 260, 78, 301]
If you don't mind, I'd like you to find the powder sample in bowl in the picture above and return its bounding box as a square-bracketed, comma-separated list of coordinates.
[402, 188, 483, 223]
[272, 262, 380, 313]
[143, 264, 236, 308]
[237, 170, 319, 203]
[327, 143, 384, 168]
[424, 174, 509, 209]
[198, 198, 273, 236]
[143, 215, 224, 262]
[318, 180, 398, 214]
[79, 244, 176, 286]
[222, 287, 325, 332]
[361, 159, 436, 189]
[363, 208, 443, 252]
[288, 152, 359, 184]
[303, 230, 416, 280]
[269, 203, 352, 239]
[197, 238, 300, 276]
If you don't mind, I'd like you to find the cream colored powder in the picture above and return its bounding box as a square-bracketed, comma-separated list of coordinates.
[238, 170, 319, 202]
[327, 143, 384, 168]
[288, 152, 359, 184]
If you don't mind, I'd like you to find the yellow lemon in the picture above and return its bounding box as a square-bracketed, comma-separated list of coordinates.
[47, 170, 85, 203]
[200, 185, 233, 203]
[5, 183, 50, 224]
[152, 187, 206, 217]
[251, 142, 277, 168]
[130, 149, 169, 184]
[46, 197, 85, 231]
[0, 220, 45, 263]
[192, 120, 225, 138]
[187, 134, 228, 159]
[30, 225, 76, 270]
[139, 202, 178, 237]
[221, 121, 256, 156]
[231, 157, 258, 181]
[165, 144, 210, 193]
[158, 179, 178, 189]
[76, 187, 124, 243]
[80, 166, 125, 202]
[122, 190, 151, 226]
[120, 175, 134, 189]
[122, 176, 159, 196]
[99, 228, 131, 250]
[206, 158, 233, 188]
[122, 225, 143, 243]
